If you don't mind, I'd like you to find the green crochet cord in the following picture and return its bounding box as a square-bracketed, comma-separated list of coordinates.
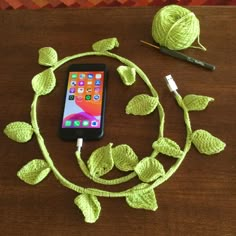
[4, 38, 226, 223]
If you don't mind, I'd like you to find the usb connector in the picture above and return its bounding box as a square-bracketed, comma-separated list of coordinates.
[77, 138, 83, 153]
[164, 74, 178, 94]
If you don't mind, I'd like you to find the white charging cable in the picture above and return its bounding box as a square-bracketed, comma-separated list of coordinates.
[77, 138, 83, 153]
[164, 74, 179, 96]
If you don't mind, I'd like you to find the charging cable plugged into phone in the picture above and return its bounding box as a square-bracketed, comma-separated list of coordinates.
[77, 138, 83, 153]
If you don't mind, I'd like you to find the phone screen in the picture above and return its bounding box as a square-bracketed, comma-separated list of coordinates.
[62, 71, 104, 128]
[60, 64, 107, 140]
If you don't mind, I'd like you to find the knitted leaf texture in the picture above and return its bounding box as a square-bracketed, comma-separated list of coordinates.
[183, 94, 214, 111]
[3, 39, 226, 223]
[87, 143, 114, 177]
[134, 157, 165, 183]
[4, 121, 34, 143]
[38, 47, 58, 66]
[92, 37, 119, 52]
[152, 137, 183, 158]
[17, 159, 51, 185]
[192, 129, 226, 155]
[112, 144, 139, 171]
[126, 94, 159, 115]
[126, 183, 158, 211]
[32, 68, 56, 96]
[117, 65, 136, 86]
[74, 194, 101, 223]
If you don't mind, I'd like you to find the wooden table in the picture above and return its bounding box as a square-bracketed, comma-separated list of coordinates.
[0, 6, 235, 236]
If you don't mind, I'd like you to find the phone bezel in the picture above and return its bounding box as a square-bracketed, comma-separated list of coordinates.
[59, 63, 108, 141]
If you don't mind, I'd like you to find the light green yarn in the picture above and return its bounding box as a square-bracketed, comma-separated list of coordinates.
[17, 159, 51, 185]
[4, 37, 226, 223]
[4, 121, 34, 143]
[74, 194, 101, 223]
[192, 129, 226, 155]
[152, 5, 206, 51]
[126, 94, 159, 115]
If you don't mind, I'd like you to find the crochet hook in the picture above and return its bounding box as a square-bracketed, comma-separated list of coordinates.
[140, 40, 215, 71]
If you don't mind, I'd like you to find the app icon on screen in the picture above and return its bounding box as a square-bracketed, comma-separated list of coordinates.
[78, 88, 84, 93]
[71, 81, 77, 86]
[78, 81, 85, 86]
[93, 94, 100, 101]
[94, 87, 100, 93]
[88, 74, 94, 79]
[85, 95, 91, 100]
[95, 74, 102, 79]
[65, 120, 72, 127]
[80, 74, 85, 79]
[82, 120, 89, 127]
[77, 96, 83, 101]
[91, 121, 98, 127]
[95, 80, 101, 86]
[69, 88, 76, 93]
[73, 120, 80, 127]
[71, 74, 77, 79]
[86, 88, 92, 93]
[87, 81, 92, 85]
[68, 95, 75, 100]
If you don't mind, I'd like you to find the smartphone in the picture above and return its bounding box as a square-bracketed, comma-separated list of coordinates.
[59, 64, 108, 141]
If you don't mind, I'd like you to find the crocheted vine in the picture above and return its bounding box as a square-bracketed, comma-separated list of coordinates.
[4, 38, 226, 223]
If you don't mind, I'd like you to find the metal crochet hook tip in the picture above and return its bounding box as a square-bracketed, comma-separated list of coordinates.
[140, 40, 160, 49]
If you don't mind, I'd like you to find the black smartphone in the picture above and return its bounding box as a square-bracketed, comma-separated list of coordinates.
[59, 64, 108, 141]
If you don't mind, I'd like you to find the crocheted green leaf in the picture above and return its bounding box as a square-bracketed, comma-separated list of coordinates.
[4, 121, 34, 143]
[112, 144, 139, 171]
[87, 143, 114, 177]
[126, 94, 159, 116]
[74, 194, 101, 223]
[192, 129, 226, 155]
[17, 159, 51, 185]
[183, 94, 214, 111]
[38, 47, 58, 66]
[32, 68, 56, 96]
[92, 38, 119, 52]
[134, 157, 165, 183]
[117, 66, 136, 86]
[126, 183, 158, 211]
[152, 137, 183, 158]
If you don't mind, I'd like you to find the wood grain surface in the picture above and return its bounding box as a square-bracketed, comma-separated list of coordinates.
[0, 6, 235, 236]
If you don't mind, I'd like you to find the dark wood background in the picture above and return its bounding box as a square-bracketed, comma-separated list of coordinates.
[0, 6, 235, 236]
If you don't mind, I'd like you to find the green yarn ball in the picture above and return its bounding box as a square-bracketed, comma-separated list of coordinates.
[152, 5, 200, 50]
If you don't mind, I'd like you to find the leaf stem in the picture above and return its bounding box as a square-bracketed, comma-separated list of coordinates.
[76, 151, 137, 185]
[30, 50, 192, 198]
